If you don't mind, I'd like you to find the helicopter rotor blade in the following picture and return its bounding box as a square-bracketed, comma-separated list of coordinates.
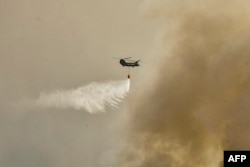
[124, 57, 132, 59]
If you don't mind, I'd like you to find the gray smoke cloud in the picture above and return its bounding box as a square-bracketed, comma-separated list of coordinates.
[36, 79, 130, 113]
[121, 0, 250, 167]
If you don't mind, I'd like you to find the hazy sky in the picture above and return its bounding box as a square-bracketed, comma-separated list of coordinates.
[0, 0, 158, 167]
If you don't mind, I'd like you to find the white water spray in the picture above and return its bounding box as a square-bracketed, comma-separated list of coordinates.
[36, 79, 130, 113]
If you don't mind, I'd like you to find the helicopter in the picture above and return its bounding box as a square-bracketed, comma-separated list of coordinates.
[113, 57, 140, 79]
[113, 57, 140, 67]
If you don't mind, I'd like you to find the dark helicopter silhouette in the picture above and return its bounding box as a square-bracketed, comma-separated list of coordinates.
[113, 57, 140, 67]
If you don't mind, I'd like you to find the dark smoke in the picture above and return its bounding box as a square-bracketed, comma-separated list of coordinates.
[122, 1, 250, 167]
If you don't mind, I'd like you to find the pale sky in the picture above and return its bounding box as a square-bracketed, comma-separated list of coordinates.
[0, 1, 158, 166]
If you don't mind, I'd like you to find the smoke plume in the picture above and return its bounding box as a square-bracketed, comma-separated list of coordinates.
[122, 0, 250, 167]
[36, 79, 130, 113]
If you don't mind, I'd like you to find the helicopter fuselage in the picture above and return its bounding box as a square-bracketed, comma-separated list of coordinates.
[120, 59, 140, 67]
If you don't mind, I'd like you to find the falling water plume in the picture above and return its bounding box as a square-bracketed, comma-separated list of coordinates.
[36, 79, 130, 113]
